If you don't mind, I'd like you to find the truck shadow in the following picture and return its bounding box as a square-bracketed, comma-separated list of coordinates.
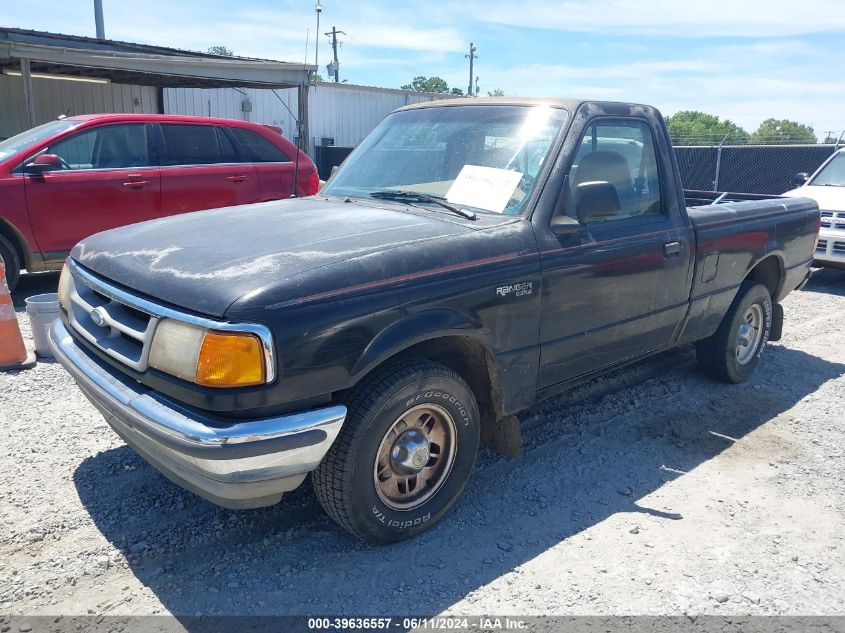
[73, 345, 844, 624]
[800, 268, 845, 297]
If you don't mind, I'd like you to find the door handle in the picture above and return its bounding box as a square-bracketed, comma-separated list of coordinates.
[227, 175, 249, 183]
[663, 241, 682, 256]
[123, 180, 148, 188]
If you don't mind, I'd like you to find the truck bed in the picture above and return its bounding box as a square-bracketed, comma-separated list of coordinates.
[684, 189, 782, 207]
[677, 194, 819, 345]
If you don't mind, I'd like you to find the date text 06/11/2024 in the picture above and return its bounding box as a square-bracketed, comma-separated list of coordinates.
[307, 617, 529, 630]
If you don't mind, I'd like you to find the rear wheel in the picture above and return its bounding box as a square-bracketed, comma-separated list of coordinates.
[312, 359, 480, 543]
[0, 235, 21, 292]
[696, 282, 772, 383]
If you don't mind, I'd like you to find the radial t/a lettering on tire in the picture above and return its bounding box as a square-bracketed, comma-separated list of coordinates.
[696, 282, 773, 384]
[312, 358, 480, 543]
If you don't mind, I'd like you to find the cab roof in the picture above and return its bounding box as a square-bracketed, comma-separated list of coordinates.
[397, 96, 651, 113]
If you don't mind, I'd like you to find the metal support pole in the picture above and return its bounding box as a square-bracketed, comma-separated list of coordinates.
[314, 3, 321, 76]
[20, 58, 35, 130]
[297, 83, 311, 157]
[713, 134, 728, 192]
[94, 0, 105, 39]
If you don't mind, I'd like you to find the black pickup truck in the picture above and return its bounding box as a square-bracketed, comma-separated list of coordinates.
[50, 98, 819, 543]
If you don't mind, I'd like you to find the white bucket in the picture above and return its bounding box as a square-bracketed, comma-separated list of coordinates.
[25, 293, 60, 359]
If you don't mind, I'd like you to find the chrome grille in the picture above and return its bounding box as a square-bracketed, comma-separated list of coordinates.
[816, 239, 827, 252]
[65, 263, 159, 371]
[63, 259, 277, 382]
[820, 210, 845, 230]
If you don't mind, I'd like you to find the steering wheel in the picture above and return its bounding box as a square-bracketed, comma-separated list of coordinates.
[57, 156, 72, 170]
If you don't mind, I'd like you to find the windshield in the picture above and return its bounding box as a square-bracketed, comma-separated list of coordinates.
[323, 105, 567, 215]
[0, 120, 80, 162]
[810, 152, 845, 187]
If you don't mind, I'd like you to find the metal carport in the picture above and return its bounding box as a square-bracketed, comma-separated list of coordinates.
[0, 28, 315, 150]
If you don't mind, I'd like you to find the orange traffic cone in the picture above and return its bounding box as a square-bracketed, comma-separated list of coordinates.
[0, 260, 36, 371]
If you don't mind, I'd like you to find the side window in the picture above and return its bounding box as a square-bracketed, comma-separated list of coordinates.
[568, 120, 662, 221]
[229, 127, 292, 163]
[215, 127, 240, 163]
[49, 124, 149, 170]
[160, 124, 226, 166]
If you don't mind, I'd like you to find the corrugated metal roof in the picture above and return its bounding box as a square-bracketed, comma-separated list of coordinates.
[0, 26, 290, 64]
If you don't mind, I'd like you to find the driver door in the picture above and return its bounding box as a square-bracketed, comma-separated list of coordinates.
[24, 123, 161, 260]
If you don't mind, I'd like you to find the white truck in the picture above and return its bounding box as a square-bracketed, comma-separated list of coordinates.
[784, 148, 845, 269]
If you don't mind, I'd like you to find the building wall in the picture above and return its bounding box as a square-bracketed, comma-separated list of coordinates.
[0, 76, 449, 150]
[163, 83, 450, 151]
[305, 83, 447, 149]
[0, 74, 157, 138]
[162, 86, 299, 143]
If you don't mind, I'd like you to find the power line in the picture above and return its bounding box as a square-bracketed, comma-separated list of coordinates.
[340, 32, 417, 73]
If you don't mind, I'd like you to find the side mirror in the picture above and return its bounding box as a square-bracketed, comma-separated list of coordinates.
[25, 153, 63, 174]
[575, 181, 621, 223]
[550, 214, 581, 236]
[790, 172, 810, 188]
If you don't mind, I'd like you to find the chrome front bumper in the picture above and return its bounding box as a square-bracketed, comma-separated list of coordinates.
[49, 319, 346, 509]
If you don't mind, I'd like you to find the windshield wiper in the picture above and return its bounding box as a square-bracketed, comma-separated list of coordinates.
[369, 190, 477, 220]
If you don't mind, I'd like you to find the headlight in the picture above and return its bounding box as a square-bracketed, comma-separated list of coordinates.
[149, 319, 267, 388]
[57, 265, 72, 311]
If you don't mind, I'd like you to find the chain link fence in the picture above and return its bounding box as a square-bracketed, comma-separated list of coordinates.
[673, 141, 841, 195]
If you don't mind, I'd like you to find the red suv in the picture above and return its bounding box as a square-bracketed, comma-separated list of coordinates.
[0, 114, 319, 289]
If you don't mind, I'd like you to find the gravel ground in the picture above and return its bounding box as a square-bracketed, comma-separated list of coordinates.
[1, 269, 844, 622]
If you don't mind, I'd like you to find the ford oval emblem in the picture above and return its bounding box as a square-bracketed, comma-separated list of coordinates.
[90, 306, 108, 328]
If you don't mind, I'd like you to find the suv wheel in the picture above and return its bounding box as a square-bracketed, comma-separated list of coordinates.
[312, 359, 480, 543]
[0, 235, 21, 292]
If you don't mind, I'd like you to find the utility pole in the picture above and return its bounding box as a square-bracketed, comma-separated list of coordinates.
[325, 26, 345, 82]
[466, 43, 477, 97]
[94, 0, 105, 39]
[475, 76, 479, 97]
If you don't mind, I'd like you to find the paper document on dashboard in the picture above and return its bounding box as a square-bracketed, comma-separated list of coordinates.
[446, 165, 523, 214]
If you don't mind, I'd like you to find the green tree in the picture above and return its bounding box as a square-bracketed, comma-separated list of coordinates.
[665, 111, 750, 145]
[207, 45, 234, 56]
[401, 76, 450, 93]
[751, 118, 817, 144]
[487, 88, 506, 96]
[450, 87, 465, 96]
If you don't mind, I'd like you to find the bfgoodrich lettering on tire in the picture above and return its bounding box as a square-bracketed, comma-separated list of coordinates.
[312, 358, 480, 543]
[696, 282, 773, 384]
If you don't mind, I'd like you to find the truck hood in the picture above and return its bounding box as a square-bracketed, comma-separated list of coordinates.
[71, 197, 478, 317]
[783, 185, 845, 211]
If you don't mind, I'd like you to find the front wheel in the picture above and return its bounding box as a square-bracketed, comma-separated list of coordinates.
[312, 359, 480, 543]
[696, 282, 773, 383]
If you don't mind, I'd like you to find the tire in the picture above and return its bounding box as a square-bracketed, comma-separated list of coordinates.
[696, 282, 773, 384]
[313, 358, 481, 543]
[0, 235, 21, 292]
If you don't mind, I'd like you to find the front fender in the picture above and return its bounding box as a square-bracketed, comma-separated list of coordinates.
[352, 308, 484, 378]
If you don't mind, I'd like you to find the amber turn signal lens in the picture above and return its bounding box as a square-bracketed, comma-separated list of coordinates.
[195, 331, 265, 387]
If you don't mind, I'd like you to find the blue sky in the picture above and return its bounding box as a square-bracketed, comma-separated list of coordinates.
[4, 0, 844, 139]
